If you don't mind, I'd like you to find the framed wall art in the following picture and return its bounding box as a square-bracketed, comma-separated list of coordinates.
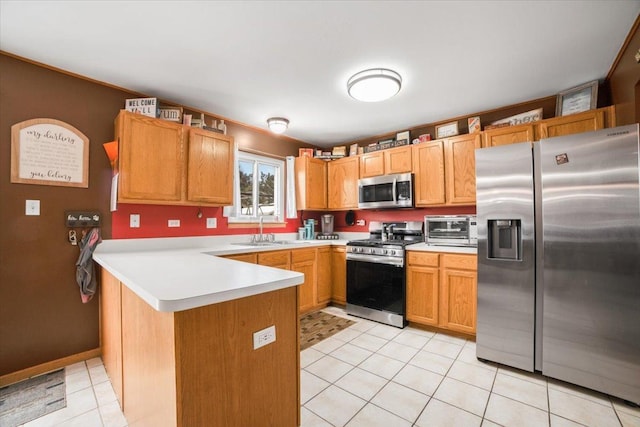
[556, 80, 598, 116]
[11, 118, 89, 188]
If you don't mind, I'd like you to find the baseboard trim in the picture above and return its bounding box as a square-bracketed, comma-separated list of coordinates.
[0, 348, 101, 387]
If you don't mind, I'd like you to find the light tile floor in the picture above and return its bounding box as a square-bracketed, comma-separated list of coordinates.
[18, 306, 640, 426]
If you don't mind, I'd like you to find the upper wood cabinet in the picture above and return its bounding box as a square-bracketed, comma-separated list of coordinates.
[295, 156, 327, 210]
[359, 151, 385, 178]
[444, 133, 481, 205]
[412, 141, 446, 206]
[187, 128, 234, 204]
[482, 124, 535, 148]
[117, 111, 185, 203]
[359, 145, 412, 178]
[327, 156, 359, 210]
[537, 109, 604, 140]
[384, 145, 413, 174]
[115, 110, 234, 206]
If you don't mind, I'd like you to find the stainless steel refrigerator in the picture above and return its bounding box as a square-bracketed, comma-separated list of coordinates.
[476, 124, 640, 404]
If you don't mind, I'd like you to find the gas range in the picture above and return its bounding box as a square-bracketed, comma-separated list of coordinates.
[346, 221, 424, 266]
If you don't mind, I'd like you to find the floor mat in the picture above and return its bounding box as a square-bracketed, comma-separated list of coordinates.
[0, 369, 66, 427]
[300, 311, 355, 351]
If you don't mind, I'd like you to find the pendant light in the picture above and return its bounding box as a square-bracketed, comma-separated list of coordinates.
[347, 68, 402, 102]
[267, 117, 289, 134]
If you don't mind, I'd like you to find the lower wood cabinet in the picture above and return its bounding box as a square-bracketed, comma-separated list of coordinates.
[331, 246, 347, 305]
[224, 246, 339, 313]
[406, 251, 477, 335]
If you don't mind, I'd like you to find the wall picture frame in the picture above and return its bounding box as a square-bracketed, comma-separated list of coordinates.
[395, 130, 410, 145]
[556, 80, 598, 116]
[435, 121, 459, 139]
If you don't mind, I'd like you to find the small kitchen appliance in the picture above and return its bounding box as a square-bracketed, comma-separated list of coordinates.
[424, 215, 477, 247]
[346, 221, 423, 328]
[320, 214, 334, 235]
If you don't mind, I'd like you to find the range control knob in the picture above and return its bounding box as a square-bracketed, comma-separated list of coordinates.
[369, 248, 375, 254]
[389, 250, 395, 255]
[382, 249, 388, 255]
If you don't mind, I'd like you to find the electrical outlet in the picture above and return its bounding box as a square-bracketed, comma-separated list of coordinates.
[25, 200, 40, 216]
[253, 325, 276, 349]
[168, 219, 180, 227]
[130, 214, 140, 228]
[356, 219, 366, 226]
[206, 217, 217, 228]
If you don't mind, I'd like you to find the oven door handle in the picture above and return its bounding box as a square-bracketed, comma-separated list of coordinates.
[346, 253, 404, 267]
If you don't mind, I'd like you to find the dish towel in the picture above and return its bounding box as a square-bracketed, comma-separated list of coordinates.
[76, 228, 102, 303]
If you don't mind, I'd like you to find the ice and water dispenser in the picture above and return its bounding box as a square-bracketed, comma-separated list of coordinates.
[487, 219, 521, 260]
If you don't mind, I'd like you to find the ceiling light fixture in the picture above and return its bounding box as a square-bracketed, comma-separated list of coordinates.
[267, 117, 289, 134]
[347, 68, 402, 102]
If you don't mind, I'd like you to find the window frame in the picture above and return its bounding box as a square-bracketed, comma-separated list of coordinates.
[227, 150, 285, 223]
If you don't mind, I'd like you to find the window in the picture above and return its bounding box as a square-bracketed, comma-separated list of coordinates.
[227, 151, 284, 223]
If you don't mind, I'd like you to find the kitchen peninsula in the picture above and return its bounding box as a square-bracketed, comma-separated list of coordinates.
[93, 237, 310, 427]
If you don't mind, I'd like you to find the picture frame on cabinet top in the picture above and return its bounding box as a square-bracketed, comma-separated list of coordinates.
[556, 80, 598, 117]
[396, 130, 410, 145]
[435, 121, 459, 139]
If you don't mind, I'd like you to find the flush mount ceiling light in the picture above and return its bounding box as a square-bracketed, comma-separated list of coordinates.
[267, 117, 289, 134]
[347, 68, 402, 102]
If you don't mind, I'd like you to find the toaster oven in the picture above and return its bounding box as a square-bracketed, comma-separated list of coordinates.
[424, 215, 478, 247]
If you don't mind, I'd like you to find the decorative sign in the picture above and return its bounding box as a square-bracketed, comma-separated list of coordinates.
[125, 97, 159, 117]
[491, 108, 543, 127]
[435, 121, 459, 139]
[11, 118, 89, 188]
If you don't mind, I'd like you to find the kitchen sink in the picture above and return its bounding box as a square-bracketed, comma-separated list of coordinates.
[231, 240, 313, 247]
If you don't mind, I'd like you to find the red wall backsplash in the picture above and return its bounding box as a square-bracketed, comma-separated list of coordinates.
[112, 204, 300, 239]
[112, 204, 476, 239]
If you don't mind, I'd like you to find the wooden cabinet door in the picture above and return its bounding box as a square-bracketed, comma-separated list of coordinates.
[100, 269, 124, 405]
[444, 133, 480, 205]
[331, 246, 347, 304]
[222, 253, 257, 263]
[295, 157, 327, 210]
[117, 111, 184, 202]
[257, 250, 291, 270]
[316, 247, 332, 304]
[482, 124, 535, 148]
[537, 109, 604, 140]
[439, 254, 477, 334]
[359, 151, 385, 178]
[327, 156, 359, 209]
[412, 141, 446, 206]
[384, 145, 412, 174]
[292, 249, 316, 313]
[187, 128, 234, 204]
[406, 265, 440, 326]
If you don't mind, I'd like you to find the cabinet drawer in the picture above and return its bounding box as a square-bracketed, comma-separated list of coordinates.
[223, 253, 257, 264]
[291, 248, 316, 263]
[258, 250, 291, 266]
[441, 254, 477, 270]
[407, 252, 439, 267]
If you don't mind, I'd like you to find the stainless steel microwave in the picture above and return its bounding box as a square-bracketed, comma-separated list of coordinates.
[425, 215, 478, 247]
[358, 173, 414, 209]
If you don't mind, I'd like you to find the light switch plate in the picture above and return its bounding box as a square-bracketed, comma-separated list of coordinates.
[206, 218, 217, 228]
[253, 325, 276, 349]
[129, 214, 140, 228]
[25, 200, 40, 216]
[168, 219, 180, 227]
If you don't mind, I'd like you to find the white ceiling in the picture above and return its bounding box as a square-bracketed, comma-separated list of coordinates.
[1, 1, 638, 147]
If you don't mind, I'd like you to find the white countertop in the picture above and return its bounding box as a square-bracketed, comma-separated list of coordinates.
[93, 234, 362, 313]
[407, 243, 478, 254]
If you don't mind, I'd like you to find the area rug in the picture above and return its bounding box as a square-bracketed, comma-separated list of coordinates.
[300, 311, 355, 351]
[0, 369, 66, 427]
